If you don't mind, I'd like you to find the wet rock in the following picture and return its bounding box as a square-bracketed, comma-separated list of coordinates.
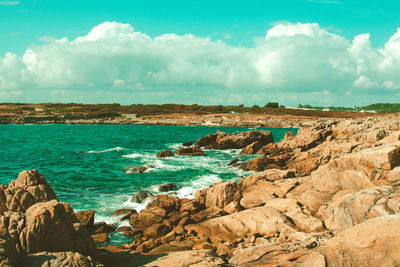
[94, 222, 116, 234]
[174, 147, 207, 156]
[156, 149, 173, 158]
[227, 158, 238, 166]
[112, 208, 137, 221]
[130, 190, 153, 203]
[158, 183, 179, 192]
[182, 142, 193, 147]
[75, 210, 95, 232]
[125, 165, 153, 173]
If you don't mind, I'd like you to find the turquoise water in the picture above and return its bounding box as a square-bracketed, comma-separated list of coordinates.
[0, 124, 296, 244]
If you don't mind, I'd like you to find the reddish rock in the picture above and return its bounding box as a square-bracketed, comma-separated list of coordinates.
[240, 141, 266, 155]
[147, 194, 181, 212]
[143, 223, 171, 238]
[2, 200, 100, 261]
[196, 130, 274, 150]
[156, 149, 173, 158]
[130, 207, 166, 230]
[75, 210, 95, 232]
[1, 169, 56, 213]
[174, 147, 207, 156]
[91, 233, 109, 244]
[321, 215, 400, 266]
[195, 181, 241, 209]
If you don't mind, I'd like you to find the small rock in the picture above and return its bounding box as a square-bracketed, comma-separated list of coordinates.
[228, 158, 239, 166]
[91, 233, 109, 244]
[157, 149, 173, 158]
[182, 142, 193, 147]
[174, 147, 207, 156]
[130, 190, 153, 203]
[158, 183, 179, 192]
[94, 222, 116, 234]
[112, 208, 137, 221]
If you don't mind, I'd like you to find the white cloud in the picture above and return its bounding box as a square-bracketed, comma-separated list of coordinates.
[0, 1, 20, 6]
[1, 21, 400, 106]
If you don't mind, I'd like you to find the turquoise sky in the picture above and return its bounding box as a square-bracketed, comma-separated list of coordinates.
[2, 0, 400, 55]
[1, 0, 400, 106]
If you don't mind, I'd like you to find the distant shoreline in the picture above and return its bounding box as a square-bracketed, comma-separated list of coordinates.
[0, 113, 332, 128]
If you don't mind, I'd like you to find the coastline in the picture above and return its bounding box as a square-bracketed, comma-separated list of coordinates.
[2, 113, 400, 266]
[2, 113, 340, 128]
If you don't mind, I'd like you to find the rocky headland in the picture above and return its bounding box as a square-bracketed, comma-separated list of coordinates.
[2, 114, 400, 266]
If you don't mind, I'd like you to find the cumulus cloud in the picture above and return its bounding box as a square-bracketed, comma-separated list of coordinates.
[1, 21, 400, 105]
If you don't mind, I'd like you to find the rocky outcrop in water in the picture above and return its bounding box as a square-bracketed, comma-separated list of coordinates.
[195, 130, 274, 150]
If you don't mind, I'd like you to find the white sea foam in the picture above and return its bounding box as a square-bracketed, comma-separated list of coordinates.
[146, 159, 184, 172]
[123, 197, 152, 212]
[167, 143, 182, 151]
[122, 152, 143, 159]
[176, 174, 222, 199]
[87, 147, 125, 153]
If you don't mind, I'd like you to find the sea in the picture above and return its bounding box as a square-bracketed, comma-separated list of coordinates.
[0, 124, 297, 244]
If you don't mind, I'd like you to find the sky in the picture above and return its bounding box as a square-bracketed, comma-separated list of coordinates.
[1, 0, 400, 106]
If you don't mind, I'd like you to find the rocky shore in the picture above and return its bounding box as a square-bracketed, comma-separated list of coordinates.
[3, 113, 345, 128]
[2, 114, 400, 266]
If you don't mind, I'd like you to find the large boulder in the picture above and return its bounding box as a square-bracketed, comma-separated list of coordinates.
[195, 130, 274, 150]
[321, 215, 400, 266]
[195, 181, 241, 209]
[0, 170, 56, 213]
[186, 206, 297, 243]
[0, 200, 100, 262]
[323, 186, 400, 231]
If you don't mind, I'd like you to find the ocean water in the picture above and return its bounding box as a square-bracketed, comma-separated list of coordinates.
[0, 124, 297, 244]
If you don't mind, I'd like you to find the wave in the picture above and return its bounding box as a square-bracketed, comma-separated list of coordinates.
[87, 147, 125, 153]
[176, 174, 222, 199]
[122, 152, 143, 159]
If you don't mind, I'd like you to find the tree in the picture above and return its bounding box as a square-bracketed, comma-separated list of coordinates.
[304, 104, 312, 108]
[264, 102, 279, 108]
[298, 104, 304, 108]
